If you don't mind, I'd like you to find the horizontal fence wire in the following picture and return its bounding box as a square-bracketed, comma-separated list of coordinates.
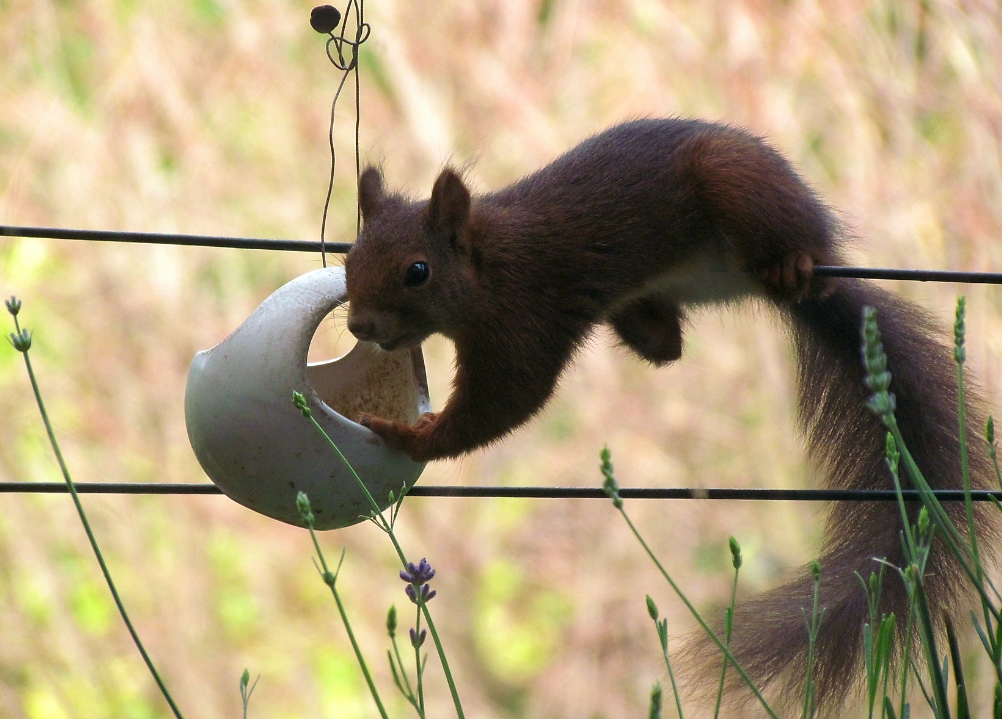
[3, 224, 1002, 501]
[2, 483, 1002, 502]
[4, 225, 1002, 284]
[0, 225, 351, 254]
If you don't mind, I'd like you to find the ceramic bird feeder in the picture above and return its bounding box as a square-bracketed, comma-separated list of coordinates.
[184, 266, 430, 530]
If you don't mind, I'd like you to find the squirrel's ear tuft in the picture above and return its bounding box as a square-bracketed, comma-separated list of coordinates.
[359, 167, 385, 222]
[427, 169, 470, 234]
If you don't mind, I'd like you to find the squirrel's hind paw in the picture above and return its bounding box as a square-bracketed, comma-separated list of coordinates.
[760, 251, 833, 302]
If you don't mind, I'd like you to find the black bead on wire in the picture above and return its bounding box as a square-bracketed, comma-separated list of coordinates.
[311, 2, 370, 267]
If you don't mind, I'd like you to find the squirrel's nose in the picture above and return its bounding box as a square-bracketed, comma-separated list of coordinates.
[348, 317, 375, 340]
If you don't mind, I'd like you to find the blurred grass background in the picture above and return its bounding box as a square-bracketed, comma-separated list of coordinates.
[2, 0, 1002, 717]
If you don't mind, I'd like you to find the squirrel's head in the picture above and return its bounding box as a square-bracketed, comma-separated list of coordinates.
[345, 166, 477, 351]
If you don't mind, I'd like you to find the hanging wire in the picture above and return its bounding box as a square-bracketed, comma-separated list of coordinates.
[312, 1, 369, 268]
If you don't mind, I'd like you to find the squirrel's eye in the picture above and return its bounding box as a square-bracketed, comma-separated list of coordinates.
[404, 262, 430, 287]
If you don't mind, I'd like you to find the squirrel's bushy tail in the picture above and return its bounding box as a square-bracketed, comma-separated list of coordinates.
[682, 278, 996, 711]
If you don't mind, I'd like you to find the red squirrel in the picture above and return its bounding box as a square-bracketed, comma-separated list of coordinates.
[343, 119, 993, 707]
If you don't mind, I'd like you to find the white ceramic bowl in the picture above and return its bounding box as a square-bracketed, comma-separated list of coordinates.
[184, 267, 429, 529]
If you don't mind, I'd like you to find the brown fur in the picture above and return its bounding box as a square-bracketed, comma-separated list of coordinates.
[344, 118, 995, 709]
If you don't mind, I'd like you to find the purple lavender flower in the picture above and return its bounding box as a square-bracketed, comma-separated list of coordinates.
[400, 558, 437, 604]
[399, 558, 436, 584]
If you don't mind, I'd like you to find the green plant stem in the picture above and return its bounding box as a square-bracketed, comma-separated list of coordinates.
[913, 577, 950, 719]
[957, 360, 981, 573]
[615, 505, 779, 719]
[712, 570, 739, 719]
[898, 596, 915, 719]
[655, 618, 685, 719]
[306, 411, 466, 719]
[956, 357, 997, 665]
[414, 604, 426, 718]
[390, 634, 419, 712]
[888, 416, 1002, 617]
[880, 618, 893, 719]
[802, 573, 822, 719]
[309, 535, 390, 719]
[384, 529, 463, 719]
[946, 616, 971, 719]
[14, 316, 184, 719]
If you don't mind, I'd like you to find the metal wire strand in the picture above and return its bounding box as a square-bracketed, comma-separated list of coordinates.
[4, 226, 1002, 285]
[3, 482, 1002, 502]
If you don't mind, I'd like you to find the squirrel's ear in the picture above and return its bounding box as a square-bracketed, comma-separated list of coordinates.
[358, 167, 385, 222]
[427, 169, 470, 234]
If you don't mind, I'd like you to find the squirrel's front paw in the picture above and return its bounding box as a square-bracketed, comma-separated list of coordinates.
[359, 413, 438, 462]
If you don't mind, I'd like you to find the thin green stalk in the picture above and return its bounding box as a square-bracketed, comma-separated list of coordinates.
[888, 416, 1002, 615]
[601, 450, 776, 717]
[946, 616, 971, 719]
[306, 527, 390, 719]
[912, 572, 950, 718]
[661, 635, 684, 719]
[879, 616, 895, 719]
[862, 307, 1002, 617]
[954, 299, 980, 571]
[414, 604, 426, 718]
[389, 637, 420, 714]
[713, 539, 741, 719]
[384, 528, 462, 719]
[8, 304, 184, 719]
[899, 586, 916, 718]
[909, 656, 936, 713]
[295, 397, 466, 719]
[953, 301, 997, 664]
[616, 507, 777, 718]
[649, 682, 664, 719]
[970, 613, 1002, 687]
[239, 669, 260, 719]
[802, 562, 823, 719]
[646, 597, 685, 719]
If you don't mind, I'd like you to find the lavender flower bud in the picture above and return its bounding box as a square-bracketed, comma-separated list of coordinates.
[729, 536, 742, 569]
[600, 446, 622, 508]
[646, 595, 659, 621]
[8, 329, 31, 353]
[5, 296, 21, 316]
[885, 433, 900, 474]
[292, 391, 313, 418]
[954, 297, 967, 365]
[386, 605, 397, 636]
[861, 307, 897, 422]
[409, 627, 427, 648]
[296, 491, 314, 526]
